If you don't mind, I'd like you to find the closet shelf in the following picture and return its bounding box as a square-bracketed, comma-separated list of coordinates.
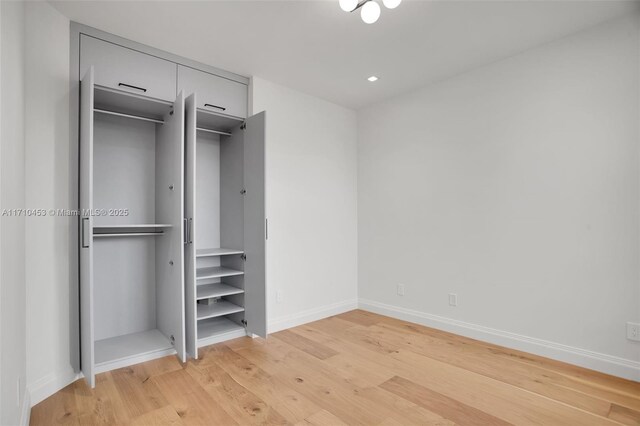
[196, 248, 244, 258]
[94, 329, 174, 371]
[94, 224, 173, 230]
[196, 108, 244, 133]
[95, 85, 172, 123]
[197, 283, 244, 300]
[196, 266, 244, 280]
[198, 317, 245, 344]
[197, 300, 244, 320]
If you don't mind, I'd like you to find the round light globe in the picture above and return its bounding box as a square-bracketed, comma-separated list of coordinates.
[339, 0, 358, 12]
[382, 0, 401, 9]
[361, 1, 381, 24]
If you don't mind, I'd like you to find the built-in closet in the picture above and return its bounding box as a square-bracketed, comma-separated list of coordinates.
[77, 30, 266, 388]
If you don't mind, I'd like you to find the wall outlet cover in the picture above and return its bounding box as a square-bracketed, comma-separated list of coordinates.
[397, 284, 405, 296]
[627, 322, 640, 342]
[448, 293, 458, 307]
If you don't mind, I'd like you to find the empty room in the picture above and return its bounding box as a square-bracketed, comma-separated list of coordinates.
[1, 0, 639, 424]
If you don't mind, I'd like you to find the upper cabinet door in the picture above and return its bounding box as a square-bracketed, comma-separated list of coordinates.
[177, 65, 247, 119]
[80, 35, 177, 102]
[80, 67, 96, 388]
[243, 112, 267, 338]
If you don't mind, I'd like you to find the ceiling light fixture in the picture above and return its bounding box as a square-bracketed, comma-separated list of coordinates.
[339, 0, 401, 24]
[367, 76, 378, 82]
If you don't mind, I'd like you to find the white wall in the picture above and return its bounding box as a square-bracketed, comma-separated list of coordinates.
[23, 1, 73, 406]
[251, 78, 358, 331]
[0, 0, 28, 423]
[358, 15, 640, 380]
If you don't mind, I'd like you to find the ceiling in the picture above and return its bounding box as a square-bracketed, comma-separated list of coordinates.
[50, 0, 638, 109]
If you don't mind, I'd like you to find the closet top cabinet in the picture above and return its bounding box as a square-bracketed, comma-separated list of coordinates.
[80, 35, 177, 102]
[178, 65, 247, 119]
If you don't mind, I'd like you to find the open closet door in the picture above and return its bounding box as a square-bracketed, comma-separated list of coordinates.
[243, 112, 267, 337]
[156, 92, 186, 362]
[184, 94, 197, 358]
[80, 67, 95, 387]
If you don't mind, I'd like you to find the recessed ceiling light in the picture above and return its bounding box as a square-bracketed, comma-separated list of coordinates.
[367, 76, 378, 82]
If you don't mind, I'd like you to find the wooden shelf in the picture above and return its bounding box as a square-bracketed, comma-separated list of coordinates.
[197, 300, 244, 320]
[94, 329, 174, 372]
[196, 266, 243, 280]
[197, 317, 245, 347]
[197, 283, 244, 300]
[196, 248, 244, 258]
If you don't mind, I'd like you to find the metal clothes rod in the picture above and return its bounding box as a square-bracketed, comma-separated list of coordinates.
[196, 127, 232, 137]
[94, 108, 164, 124]
[93, 232, 164, 238]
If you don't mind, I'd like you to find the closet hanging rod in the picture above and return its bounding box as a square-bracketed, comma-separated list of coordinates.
[94, 108, 165, 124]
[196, 127, 232, 137]
[94, 231, 164, 238]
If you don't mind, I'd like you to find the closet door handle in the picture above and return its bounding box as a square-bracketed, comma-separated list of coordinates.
[204, 103, 226, 112]
[188, 218, 193, 244]
[82, 217, 90, 248]
[183, 218, 188, 244]
[118, 82, 147, 93]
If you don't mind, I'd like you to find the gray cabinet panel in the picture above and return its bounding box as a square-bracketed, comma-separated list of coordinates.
[80, 35, 177, 102]
[80, 67, 95, 387]
[155, 92, 186, 362]
[177, 65, 247, 119]
[243, 112, 267, 337]
[184, 94, 198, 359]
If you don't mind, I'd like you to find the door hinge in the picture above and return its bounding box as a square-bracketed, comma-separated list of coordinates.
[240, 189, 246, 195]
[241, 319, 247, 327]
[241, 254, 246, 261]
[240, 123, 246, 130]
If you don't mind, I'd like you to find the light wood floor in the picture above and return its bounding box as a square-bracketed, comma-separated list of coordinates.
[31, 310, 640, 425]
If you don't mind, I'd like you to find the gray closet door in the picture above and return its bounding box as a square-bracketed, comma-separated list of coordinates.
[156, 92, 186, 362]
[243, 112, 267, 337]
[80, 67, 96, 387]
[184, 94, 197, 359]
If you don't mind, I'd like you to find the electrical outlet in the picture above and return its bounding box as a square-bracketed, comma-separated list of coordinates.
[448, 293, 458, 307]
[276, 290, 283, 304]
[627, 322, 640, 342]
[397, 284, 405, 296]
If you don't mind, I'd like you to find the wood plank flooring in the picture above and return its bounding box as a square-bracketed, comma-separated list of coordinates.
[30, 310, 640, 425]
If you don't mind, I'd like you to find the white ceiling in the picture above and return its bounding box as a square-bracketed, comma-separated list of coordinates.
[50, 0, 638, 109]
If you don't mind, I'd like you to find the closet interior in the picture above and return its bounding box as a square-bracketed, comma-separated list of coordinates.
[80, 68, 186, 387]
[78, 28, 266, 388]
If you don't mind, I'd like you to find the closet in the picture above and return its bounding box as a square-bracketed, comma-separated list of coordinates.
[80, 66, 186, 388]
[183, 88, 266, 358]
[77, 30, 266, 387]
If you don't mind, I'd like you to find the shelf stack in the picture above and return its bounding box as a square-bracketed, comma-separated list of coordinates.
[195, 248, 246, 347]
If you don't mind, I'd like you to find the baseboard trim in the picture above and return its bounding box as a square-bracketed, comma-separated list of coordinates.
[19, 388, 31, 426]
[269, 299, 358, 333]
[28, 366, 82, 407]
[359, 298, 640, 382]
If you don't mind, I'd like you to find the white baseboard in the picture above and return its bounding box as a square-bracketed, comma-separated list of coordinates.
[359, 298, 640, 382]
[19, 388, 31, 426]
[28, 366, 82, 407]
[269, 299, 358, 333]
